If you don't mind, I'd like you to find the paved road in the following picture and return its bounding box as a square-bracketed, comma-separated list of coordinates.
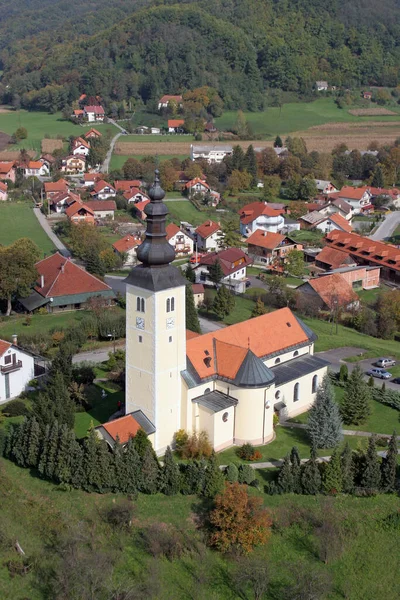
[102, 131, 122, 173]
[33, 208, 71, 257]
[73, 347, 114, 364]
[368, 211, 400, 241]
[316, 346, 400, 391]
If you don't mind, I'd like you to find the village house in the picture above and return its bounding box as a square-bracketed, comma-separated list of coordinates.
[91, 180, 116, 200]
[0, 161, 16, 183]
[123, 187, 149, 204]
[314, 246, 357, 271]
[194, 247, 253, 293]
[60, 155, 86, 175]
[309, 197, 354, 221]
[192, 283, 205, 307]
[112, 234, 142, 267]
[168, 119, 185, 133]
[158, 94, 183, 110]
[204, 122, 217, 133]
[296, 273, 359, 312]
[83, 105, 105, 122]
[363, 91, 373, 100]
[115, 180, 143, 193]
[82, 173, 105, 187]
[19, 253, 114, 313]
[65, 201, 95, 225]
[44, 179, 69, 200]
[49, 191, 81, 213]
[71, 137, 90, 156]
[318, 264, 380, 290]
[131, 199, 150, 220]
[337, 186, 373, 214]
[0, 181, 8, 201]
[299, 211, 353, 234]
[23, 160, 49, 178]
[239, 201, 286, 236]
[194, 220, 223, 252]
[40, 153, 56, 170]
[0, 338, 47, 403]
[85, 200, 116, 220]
[315, 81, 328, 91]
[184, 178, 209, 196]
[84, 128, 102, 140]
[314, 180, 338, 194]
[73, 109, 84, 119]
[190, 144, 233, 163]
[324, 230, 400, 284]
[247, 230, 303, 268]
[166, 223, 194, 256]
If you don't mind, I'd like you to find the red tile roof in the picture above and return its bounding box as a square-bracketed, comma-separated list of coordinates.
[186, 330, 201, 340]
[103, 415, 141, 444]
[197, 247, 252, 277]
[239, 201, 285, 225]
[159, 95, 183, 103]
[305, 274, 358, 309]
[192, 283, 204, 294]
[72, 137, 90, 149]
[184, 177, 209, 190]
[84, 128, 102, 138]
[65, 202, 94, 218]
[195, 220, 220, 239]
[0, 339, 11, 356]
[187, 307, 309, 379]
[168, 119, 185, 128]
[326, 230, 400, 271]
[338, 186, 370, 201]
[0, 161, 15, 174]
[113, 234, 142, 253]
[115, 180, 142, 192]
[35, 252, 111, 298]
[315, 245, 353, 269]
[73, 109, 84, 116]
[166, 223, 180, 240]
[134, 200, 150, 214]
[247, 230, 285, 250]
[50, 191, 80, 206]
[328, 213, 353, 233]
[123, 187, 148, 201]
[84, 173, 105, 183]
[27, 161, 44, 169]
[85, 200, 116, 211]
[84, 105, 105, 115]
[93, 180, 115, 193]
[44, 179, 68, 193]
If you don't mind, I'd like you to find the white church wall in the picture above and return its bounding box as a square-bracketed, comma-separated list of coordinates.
[263, 344, 311, 369]
[274, 366, 328, 421]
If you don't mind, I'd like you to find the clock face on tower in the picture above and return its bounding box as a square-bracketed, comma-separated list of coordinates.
[166, 317, 175, 329]
[136, 317, 145, 330]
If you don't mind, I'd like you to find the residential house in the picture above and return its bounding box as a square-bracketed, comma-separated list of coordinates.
[314, 180, 338, 194]
[82, 172, 105, 187]
[0, 161, 16, 183]
[83, 105, 105, 122]
[192, 283, 205, 307]
[131, 199, 150, 220]
[299, 212, 353, 234]
[168, 119, 185, 133]
[96, 412, 155, 448]
[324, 230, 400, 284]
[50, 191, 81, 213]
[60, 155, 86, 175]
[84, 128, 102, 140]
[40, 153, 56, 170]
[114, 180, 143, 193]
[296, 273, 359, 312]
[85, 200, 116, 220]
[91, 180, 116, 200]
[318, 264, 380, 290]
[151, 127, 161, 134]
[311, 197, 354, 221]
[23, 160, 49, 178]
[194, 248, 253, 293]
[337, 186, 373, 214]
[185, 178, 209, 196]
[314, 246, 357, 271]
[247, 230, 303, 268]
[71, 137, 90, 156]
[0, 181, 7, 201]
[0, 338, 46, 403]
[316, 81, 328, 91]
[190, 144, 233, 163]
[44, 179, 69, 200]
[112, 234, 142, 267]
[158, 94, 183, 110]
[166, 223, 194, 256]
[65, 201, 95, 224]
[19, 253, 114, 313]
[239, 201, 285, 236]
[204, 122, 217, 133]
[363, 91, 373, 100]
[194, 220, 222, 252]
[73, 109, 84, 119]
[123, 188, 149, 204]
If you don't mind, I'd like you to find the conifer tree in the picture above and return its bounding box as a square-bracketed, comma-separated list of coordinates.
[161, 446, 181, 495]
[341, 365, 371, 425]
[54, 425, 77, 484]
[213, 285, 235, 319]
[290, 446, 302, 493]
[274, 135, 283, 148]
[10, 419, 29, 466]
[112, 435, 130, 493]
[83, 427, 100, 491]
[184, 263, 195, 283]
[37, 424, 51, 477]
[381, 431, 397, 492]
[208, 259, 224, 285]
[245, 144, 258, 187]
[133, 428, 154, 459]
[307, 374, 343, 448]
[340, 442, 354, 493]
[26, 417, 41, 468]
[225, 463, 239, 482]
[34, 370, 75, 430]
[124, 436, 141, 495]
[251, 297, 267, 318]
[96, 438, 115, 493]
[360, 435, 381, 491]
[39, 420, 60, 480]
[277, 454, 294, 493]
[185, 284, 201, 334]
[140, 445, 160, 494]
[301, 445, 322, 495]
[203, 451, 225, 498]
[70, 441, 85, 489]
[50, 346, 73, 386]
[323, 448, 343, 495]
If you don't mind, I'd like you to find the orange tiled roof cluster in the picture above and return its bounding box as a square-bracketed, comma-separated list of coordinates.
[239, 201, 285, 225]
[326, 230, 400, 272]
[315, 246, 353, 269]
[112, 235, 142, 253]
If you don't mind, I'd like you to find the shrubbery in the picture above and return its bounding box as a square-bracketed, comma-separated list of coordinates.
[236, 443, 262, 461]
[1, 400, 30, 417]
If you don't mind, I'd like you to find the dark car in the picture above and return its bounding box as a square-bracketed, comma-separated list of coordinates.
[392, 377, 400, 384]
[245, 280, 251, 288]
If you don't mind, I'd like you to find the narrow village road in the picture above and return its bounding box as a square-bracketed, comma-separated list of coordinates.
[102, 131, 122, 173]
[33, 207, 71, 257]
[368, 210, 400, 241]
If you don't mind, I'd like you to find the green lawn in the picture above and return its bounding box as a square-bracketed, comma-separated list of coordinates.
[74, 381, 124, 438]
[358, 285, 389, 305]
[289, 229, 325, 245]
[0, 110, 117, 153]
[165, 200, 217, 226]
[200, 289, 255, 325]
[110, 154, 188, 170]
[0, 310, 90, 340]
[117, 134, 194, 143]
[0, 202, 55, 254]
[215, 98, 400, 138]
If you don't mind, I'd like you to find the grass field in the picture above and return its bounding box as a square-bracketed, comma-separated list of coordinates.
[0, 202, 54, 255]
[165, 200, 217, 226]
[0, 310, 90, 340]
[200, 289, 255, 325]
[110, 154, 188, 170]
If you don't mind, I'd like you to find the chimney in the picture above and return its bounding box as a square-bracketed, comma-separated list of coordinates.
[61, 263, 65, 273]
[11, 334, 17, 345]
[263, 231, 267, 236]
[40, 274, 44, 288]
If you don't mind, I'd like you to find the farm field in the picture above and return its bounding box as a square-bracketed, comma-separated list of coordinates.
[0, 202, 54, 255]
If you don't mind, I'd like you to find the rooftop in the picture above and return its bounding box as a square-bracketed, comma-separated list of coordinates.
[326, 230, 400, 271]
[239, 201, 285, 225]
[247, 230, 285, 250]
[85, 200, 116, 211]
[304, 273, 358, 308]
[113, 234, 142, 253]
[195, 220, 220, 239]
[197, 247, 252, 277]
[315, 245, 354, 269]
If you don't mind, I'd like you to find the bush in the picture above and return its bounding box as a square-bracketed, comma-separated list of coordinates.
[1, 400, 30, 417]
[141, 523, 188, 560]
[72, 363, 96, 385]
[225, 463, 239, 482]
[375, 436, 388, 448]
[238, 464, 256, 485]
[177, 431, 213, 459]
[236, 443, 255, 461]
[339, 364, 348, 382]
[104, 500, 135, 529]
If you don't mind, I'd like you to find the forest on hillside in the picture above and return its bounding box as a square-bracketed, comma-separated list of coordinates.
[1, 0, 400, 111]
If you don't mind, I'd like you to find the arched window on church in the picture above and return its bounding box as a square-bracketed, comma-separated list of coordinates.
[166, 298, 170, 313]
[141, 298, 145, 313]
[136, 297, 141, 312]
[312, 374, 318, 394]
[171, 297, 175, 311]
[293, 383, 299, 402]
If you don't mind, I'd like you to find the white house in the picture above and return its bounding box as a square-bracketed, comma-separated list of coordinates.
[83, 105, 105, 122]
[316, 81, 328, 91]
[24, 161, 49, 178]
[112, 234, 142, 267]
[72, 137, 90, 156]
[239, 201, 285, 236]
[190, 144, 233, 163]
[0, 338, 45, 403]
[123, 187, 149, 204]
[166, 223, 194, 256]
[50, 191, 81, 213]
[314, 180, 338, 194]
[194, 247, 252, 293]
[184, 178, 210, 196]
[0, 181, 8, 201]
[158, 94, 183, 110]
[85, 200, 116, 220]
[168, 119, 185, 133]
[194, 220, 223, 252]
[60, 155, 86, 175]
[299, 211, 353, 234]
[337, 186, 373, 214]
[91, 180, 116, 200]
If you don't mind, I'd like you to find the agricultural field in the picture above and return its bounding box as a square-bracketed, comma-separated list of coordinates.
[0, 202, 54, 255]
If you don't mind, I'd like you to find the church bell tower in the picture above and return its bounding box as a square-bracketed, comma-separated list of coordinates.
[125, 170, 187, 454]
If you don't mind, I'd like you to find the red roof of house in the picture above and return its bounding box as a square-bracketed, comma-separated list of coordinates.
[166, 223, 180, 240]
[0, 339, 11, 356]
[0, 161, 15, 174]
[305, 274, 358, 309]
[168, 119, 185, 128]
[247, 230, 285, 251]
[197, 247, 252, 277]
[186, 307, 308, 380]
[325, 230, 400, 271]
[113, 234, 142, 253]
[103, 415, 141, 444]
[195, 220, 221, 240]
[85, 200, 116, 212]
[73, 109, 84, 116]
[73, 137, 90, 149]
[65, 201, 94, 218]
[27, 161, 44, 169]
[184, 177, 209, 190]
[84, 173, 105, 183]
[186, 330, 201, 340]
[115, 180, 142, 192]
[159, 95, 183, 103]
[34, 252, 111, 298]
[338, 186, 370, 201]
[93, 180, 115, 193]
[84, 128, 102, 138]
[315, 246, 352, 269]
[134, 199, 150, 214]
[123, 187, 147, 201]
[0, 181, 7, 192]
[239, 201, 285, 225]
[50, 191, 80, 206]
[192, 283, 204, 294]
[84, 105, 105, 115]
[328, 213, 353, 233]
[44, 179, 68, 193]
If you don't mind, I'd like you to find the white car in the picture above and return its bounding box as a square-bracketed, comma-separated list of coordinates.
[375, 358, 396, 368]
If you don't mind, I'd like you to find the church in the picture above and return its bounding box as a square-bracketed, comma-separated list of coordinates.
[116, 172, 329, 455]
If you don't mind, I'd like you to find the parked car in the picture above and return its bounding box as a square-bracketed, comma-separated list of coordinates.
[245, 280, 251, 288]
[392, 377, 400, 384]
[366, 368, 392, 379]
[375, 358, 396, 368]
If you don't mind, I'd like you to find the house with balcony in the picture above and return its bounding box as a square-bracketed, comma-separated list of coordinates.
[239, 201, 285, 236]
[65, 201, 95, 224]
[247, 230, 303, 268]
[190, 144, 233, 163]
[166, 223, 194, 256]
[337, 186, 373, 214]
[299, 211, 353, 234]
[0, 338, 47, 403]
[91, 180, 116, 199]
[50, 191, 81, 213]
[194, 220, 223, 252]
[44, 179, 69, 200]
[194, 247, 253, 293]
[60, 155, 86, 175]
[71, 137, 90, 156]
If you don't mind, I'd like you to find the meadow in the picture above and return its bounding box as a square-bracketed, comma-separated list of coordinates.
[0, 202, 54, 255]
[110, 154, 187, 170]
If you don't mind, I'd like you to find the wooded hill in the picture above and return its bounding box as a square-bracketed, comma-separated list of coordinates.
[1, 0, 400, 111]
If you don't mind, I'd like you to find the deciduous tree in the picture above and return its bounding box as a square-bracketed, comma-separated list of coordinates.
[0, 238, 40, 315]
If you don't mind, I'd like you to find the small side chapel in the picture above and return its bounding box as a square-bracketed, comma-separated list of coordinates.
[121, 171, 329, 455]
